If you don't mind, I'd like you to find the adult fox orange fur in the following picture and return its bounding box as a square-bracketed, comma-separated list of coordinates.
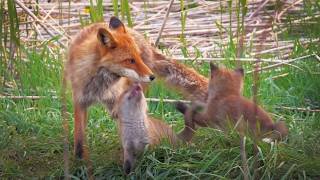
[177, 63, 288, 142]
[66, 16, 209, 159]
[65, 17, 155, 158]
[117, 83, 178, 174]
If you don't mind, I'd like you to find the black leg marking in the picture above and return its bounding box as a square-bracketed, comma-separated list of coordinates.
[124, 160, 132, 175]
[75, 141, 83, 159]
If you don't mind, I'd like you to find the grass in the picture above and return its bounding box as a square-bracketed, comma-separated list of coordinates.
[1, 45, 320, 179]
[1, 0, 320, 179]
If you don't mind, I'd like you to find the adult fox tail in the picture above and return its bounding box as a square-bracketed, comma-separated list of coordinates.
[151, 50, 209, 102]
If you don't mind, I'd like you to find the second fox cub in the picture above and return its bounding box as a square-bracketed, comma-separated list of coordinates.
[177, 63, 288, 142]
[117, 83, 178, 174]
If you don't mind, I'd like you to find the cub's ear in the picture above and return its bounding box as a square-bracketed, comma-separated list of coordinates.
[97, 28, 117, 48]
[109, 16, 126, 33]
[235, 68, 244, 76]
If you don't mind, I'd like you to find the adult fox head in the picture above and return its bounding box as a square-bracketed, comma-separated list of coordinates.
[96, 17, 155, 82]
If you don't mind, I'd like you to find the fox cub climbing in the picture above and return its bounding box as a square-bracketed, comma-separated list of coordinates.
[117, 83, 178, 174]
[176, 63, 288, 142]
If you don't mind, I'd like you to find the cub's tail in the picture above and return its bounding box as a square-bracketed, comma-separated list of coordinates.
[272, 121, 288, 141]
[147, 117, 180, 146]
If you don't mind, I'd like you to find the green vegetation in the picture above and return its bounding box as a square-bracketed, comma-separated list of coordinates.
[89, 0, 104, 23]
[1, 0, 320, 179]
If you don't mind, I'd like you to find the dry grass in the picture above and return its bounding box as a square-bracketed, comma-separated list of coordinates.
[1, 0, 320, 179]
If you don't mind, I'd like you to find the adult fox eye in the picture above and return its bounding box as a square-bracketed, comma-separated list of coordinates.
[128, 59, 135, 64]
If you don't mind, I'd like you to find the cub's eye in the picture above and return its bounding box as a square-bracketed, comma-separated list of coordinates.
[128, 59, 135, 64]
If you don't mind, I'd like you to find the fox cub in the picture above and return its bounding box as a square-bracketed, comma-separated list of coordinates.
[117, 83, 178, 174]
[176, 63, 288, 142]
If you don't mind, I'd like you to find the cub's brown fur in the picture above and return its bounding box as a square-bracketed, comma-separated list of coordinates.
[176, 63, 288, 179]
[177, 63, 288, 142]
[117, 83, 178, 174]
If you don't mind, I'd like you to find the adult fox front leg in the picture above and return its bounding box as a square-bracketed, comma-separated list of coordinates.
[66, 17, 155, 159]
[70, 69, 121, 159]
[73, 102, 88, 159]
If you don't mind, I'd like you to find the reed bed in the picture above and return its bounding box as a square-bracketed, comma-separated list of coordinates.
[8, 0, 318, 58]
[1, 0, 320, 179]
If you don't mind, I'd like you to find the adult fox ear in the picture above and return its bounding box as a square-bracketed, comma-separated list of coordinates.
[235, 68, 244, 76]
[210, 62, 219, 76]
[109, 16, 126, 33]
[97, 28, 117, 48]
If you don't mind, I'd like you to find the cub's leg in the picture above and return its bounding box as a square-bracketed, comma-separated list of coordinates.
[123, 141, 148, 175]
[123, 141, 136, 175]
[190, 101, 209, 127]
[176, 102, 195, 142]
[176, 101, 208, 141]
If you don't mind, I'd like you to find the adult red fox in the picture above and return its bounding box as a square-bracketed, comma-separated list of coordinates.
[116, 83, 178, 174]
[65, 16, 156, 158]
[65, 16, 208, 159]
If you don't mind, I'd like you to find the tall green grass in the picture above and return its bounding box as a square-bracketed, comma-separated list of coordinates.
[0, 0, 5, 86]
[1, 0, 320, 179]
[80, 0, 104, 26]
[112, 0, 119, 17]
[80, 0, 133, 27]
[89, 0, 104, 23]
[121, 0, 133, 27]
[179, 0, 188, 57]
[0, 0, 20, 88]
[6, 0, 20, 48]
